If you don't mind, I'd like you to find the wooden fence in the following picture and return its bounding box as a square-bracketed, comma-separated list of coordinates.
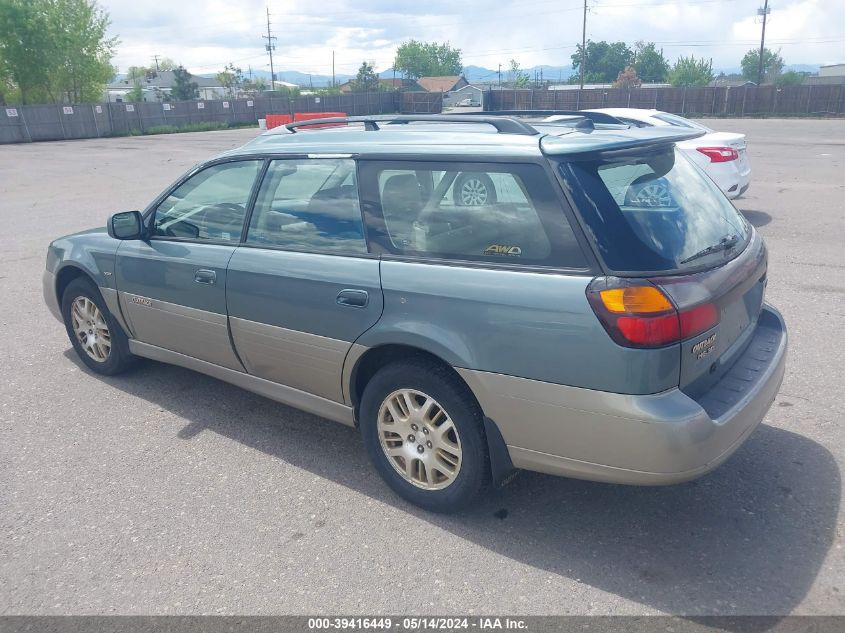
[483, 84, 845, 117]
[0, 90, 443, 144]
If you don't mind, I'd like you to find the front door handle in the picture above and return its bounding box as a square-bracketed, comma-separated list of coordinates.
[194, 269, 217, 285]
[336, 289, 369, 308]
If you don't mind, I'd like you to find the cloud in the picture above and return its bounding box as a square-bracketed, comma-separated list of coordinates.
[100, 0, 845, 75]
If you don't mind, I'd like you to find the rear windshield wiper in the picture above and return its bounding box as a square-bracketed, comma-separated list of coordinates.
[680, 234, 739, 265]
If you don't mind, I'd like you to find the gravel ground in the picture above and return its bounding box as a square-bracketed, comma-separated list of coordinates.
[0, 119, 843, 616]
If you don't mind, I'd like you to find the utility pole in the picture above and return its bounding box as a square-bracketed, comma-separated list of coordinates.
[498, 63, 502, 87]
[262, 7, 277, 88]
[152, 55, 161, 72]
[332, 51, 336, 88]
[756, 0, 771, 85]
[580, 0, 587, 89]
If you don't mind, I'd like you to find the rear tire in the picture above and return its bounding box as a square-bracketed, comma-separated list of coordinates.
[61, 277, 136, 376]
[359, 358, 489, 512]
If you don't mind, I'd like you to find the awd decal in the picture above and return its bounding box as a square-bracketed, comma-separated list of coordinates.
[692, 333, 717, 360]
[484, 244, 522, 257]
[130, 295, 152, 307]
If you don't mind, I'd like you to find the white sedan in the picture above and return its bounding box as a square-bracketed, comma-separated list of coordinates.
[586, 108, 751, 199]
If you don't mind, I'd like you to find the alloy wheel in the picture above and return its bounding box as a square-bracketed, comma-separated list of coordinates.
[71, 296, 111, 363]
[377, 389, 463, 490]
[632, 182, 673, 208]
[459, 178, 489, 206]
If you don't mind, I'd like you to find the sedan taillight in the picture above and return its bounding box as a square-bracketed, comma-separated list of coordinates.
[696, 146, 739, 163]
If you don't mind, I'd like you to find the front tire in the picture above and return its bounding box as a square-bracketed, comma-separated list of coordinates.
[61, 277, 136, 376]
[360, 358, 489, 512]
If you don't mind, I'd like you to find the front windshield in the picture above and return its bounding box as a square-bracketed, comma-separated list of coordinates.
[561, 146, 750, 273]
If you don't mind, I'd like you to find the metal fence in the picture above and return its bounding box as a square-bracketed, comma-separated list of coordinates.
[0, 91, 443, 144]
[483, 84, 845, 117]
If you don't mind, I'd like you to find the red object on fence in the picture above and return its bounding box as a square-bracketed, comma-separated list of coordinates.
[265, 112, 347, 130]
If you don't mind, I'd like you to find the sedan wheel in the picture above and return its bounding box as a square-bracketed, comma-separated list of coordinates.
[459, 177, 490, 206]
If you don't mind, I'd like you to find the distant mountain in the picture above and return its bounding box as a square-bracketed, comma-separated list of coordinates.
[208, 68, 353, 87]
[193, 62, 822, 88]
[377, 64, 576, 84]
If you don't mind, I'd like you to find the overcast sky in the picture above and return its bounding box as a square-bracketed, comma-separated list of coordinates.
[103, 0, 844, 76]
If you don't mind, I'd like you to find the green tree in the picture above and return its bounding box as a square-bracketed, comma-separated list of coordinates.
[351, 61, 380, 92]
[633, 41, 669, 83]
[669, 55, 714, 87]
[47, 0, 117, 102]
[242, 77, 268, 95]
[157, 57, 177, 71]
[508, 59, 529, 88]
[216, 63, 243, 97]
[171, 66, 199, 100]
[571, 40, 634, 83]
[0, 0, 116, 104]
[613, 65, 642, 89]
[394, 40, 462, 79]
[0, 0, 57, 103]
[126, 82, 144, 102]
[126, 66, 149, 82]
[776, 70, 807, 86]
[741, 47, 784, 84]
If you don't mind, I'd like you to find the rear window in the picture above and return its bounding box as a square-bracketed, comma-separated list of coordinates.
[561, 146, 750, 273]
[651, 113, 711, 132]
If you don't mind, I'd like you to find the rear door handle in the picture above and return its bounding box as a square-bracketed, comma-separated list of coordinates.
[194, 269, 216, 285]
[336, 289, 369, 308]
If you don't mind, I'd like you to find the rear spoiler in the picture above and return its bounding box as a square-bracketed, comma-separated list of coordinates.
[540, 126, 706, 157]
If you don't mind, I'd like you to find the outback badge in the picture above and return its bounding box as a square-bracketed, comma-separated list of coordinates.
[692, 333, 717, 360]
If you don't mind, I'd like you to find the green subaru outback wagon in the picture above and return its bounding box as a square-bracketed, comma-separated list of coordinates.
[44, 113, 787, 512]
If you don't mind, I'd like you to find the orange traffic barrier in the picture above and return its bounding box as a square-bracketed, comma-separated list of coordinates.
[265, 112, 347, 130]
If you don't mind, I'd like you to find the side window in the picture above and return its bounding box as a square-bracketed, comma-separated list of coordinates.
[246, 159, 366, 254]
[365, 162, 587, 268]
[152, 161, 261, 242]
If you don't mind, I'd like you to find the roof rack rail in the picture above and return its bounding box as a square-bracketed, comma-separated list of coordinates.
[284, 114, 539, 136]
[462, 110, 625, 125]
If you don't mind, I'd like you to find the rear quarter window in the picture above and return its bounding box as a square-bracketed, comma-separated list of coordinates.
[361, 161, 588, 269]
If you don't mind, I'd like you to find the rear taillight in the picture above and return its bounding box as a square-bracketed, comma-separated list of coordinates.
[696, 146, 739, 163]
[587, 279, 719, 348]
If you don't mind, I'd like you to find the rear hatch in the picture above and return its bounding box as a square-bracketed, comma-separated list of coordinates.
[557, 140, 764, 394]
[652, 230, 767, 396]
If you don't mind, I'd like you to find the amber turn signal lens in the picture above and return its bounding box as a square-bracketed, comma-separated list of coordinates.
[599, 286, 674, 314]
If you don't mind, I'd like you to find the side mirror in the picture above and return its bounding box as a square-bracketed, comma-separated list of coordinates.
[108, 210, 144, 240]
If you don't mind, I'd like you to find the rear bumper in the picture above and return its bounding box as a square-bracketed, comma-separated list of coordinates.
[458, 305, 787, 485]
[712, 161, 751, 200]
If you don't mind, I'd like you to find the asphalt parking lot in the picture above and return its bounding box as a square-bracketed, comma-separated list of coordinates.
[1, 119, 844, 616]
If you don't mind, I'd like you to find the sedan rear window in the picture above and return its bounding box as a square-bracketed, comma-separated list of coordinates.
[560, 146, 750, 273]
